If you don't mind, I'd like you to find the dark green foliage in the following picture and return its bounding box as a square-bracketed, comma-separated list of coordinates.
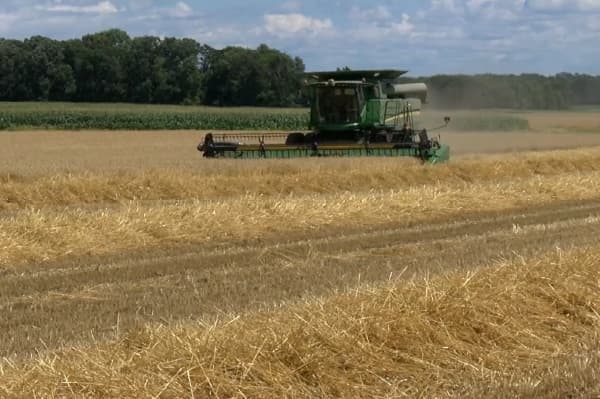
[202, 44, 305, 107]
[0, 39, 29, 100]
[0, 103, 309, 130]
[0, 37, 76, 101]
[0, 31, 304, 107]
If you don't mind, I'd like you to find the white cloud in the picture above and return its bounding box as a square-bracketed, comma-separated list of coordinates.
[527, 0, 600, 11]
[44, 1, 118, 14]
[264, 13, 333, 37]
[129, 2, 193, 21]
[466, 0, 491, 10]
[170, 2, 192, 18]
[579, 0, 600, 9]
[128, 0, 153, 11]
[409, 26, 464, 41]
[1, 0, 599, 74]
[431, 0, 463, 14]
[348, 12, 415, 41]
[349, 5, 392, 21]
[0, 13, 18, 33]
[280, 1, 301, 12]
[192, 26, 241, 47]
[392, 13, 414, 34]
[465, 0, 525, 19]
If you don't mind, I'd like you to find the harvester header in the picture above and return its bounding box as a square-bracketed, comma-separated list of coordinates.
[198, 69, 450, 163]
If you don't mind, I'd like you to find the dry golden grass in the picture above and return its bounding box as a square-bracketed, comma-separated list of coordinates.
[2, 122, 600, 396]
[0, 130, 204, 174]
[525, 111, 600, 131]
[1, 109, 600, 176]
[2, 163, 600, 269]
[4, 197, 600, 359]
[2, 244, 599, 398]
[444, 131, 600, 155]
[4, 146, 600, 211]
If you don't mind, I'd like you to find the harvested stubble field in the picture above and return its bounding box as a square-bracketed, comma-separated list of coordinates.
[1, 119, 600, 396]
[3, 246, 600, 397]
[1, 110, 600, 175]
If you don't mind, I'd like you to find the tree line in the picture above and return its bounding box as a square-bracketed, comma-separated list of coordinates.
[1, 29, 599, 109]
[401, 73, 600, 110]
[0, 29, 305, 106]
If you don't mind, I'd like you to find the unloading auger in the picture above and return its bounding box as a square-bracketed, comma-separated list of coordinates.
[198, 70, 450, 163]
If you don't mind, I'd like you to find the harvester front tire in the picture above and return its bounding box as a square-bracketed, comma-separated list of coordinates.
[285, 132, 305, 145]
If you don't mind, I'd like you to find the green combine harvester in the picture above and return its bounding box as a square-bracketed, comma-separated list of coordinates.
[198, 69, 450, 163]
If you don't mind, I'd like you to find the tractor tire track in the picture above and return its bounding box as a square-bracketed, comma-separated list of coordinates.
[2, 199, 600, 358]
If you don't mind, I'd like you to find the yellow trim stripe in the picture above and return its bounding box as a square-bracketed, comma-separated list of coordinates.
[384, 111, 421, 123]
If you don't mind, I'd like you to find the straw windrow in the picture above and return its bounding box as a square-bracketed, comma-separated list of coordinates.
[1, 245, 599, 397]
[3, 147, 600, 210]
[2, 167, 600, 268]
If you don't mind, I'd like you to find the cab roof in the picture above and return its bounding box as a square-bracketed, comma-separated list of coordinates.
[306, 69, 408, 82]
[309, 80, 374, 87]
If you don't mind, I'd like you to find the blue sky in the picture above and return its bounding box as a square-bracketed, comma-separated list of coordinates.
[1, 0, 600, 75]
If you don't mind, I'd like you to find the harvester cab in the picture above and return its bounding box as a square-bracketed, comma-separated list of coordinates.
[198, 69, 450, 163]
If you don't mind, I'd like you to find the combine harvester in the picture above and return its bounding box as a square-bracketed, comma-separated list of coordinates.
[198, 70, 450, 163]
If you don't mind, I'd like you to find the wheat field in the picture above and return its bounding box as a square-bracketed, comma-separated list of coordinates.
[1, 111, 600, 397]
[2, 244, 600, 398]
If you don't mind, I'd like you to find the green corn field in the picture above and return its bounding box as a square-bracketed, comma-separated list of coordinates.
[0, 102, 531, 131]
[0, 102, 310, 130]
